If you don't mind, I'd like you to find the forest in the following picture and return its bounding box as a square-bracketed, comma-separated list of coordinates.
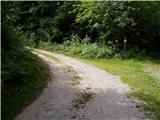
[1, 1, 160, 120]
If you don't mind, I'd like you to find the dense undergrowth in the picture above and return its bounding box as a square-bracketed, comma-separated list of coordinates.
[2, 25, 49, 120]
[30, 34, 148, 59]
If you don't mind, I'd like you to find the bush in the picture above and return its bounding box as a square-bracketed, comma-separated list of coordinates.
[64, 36, 114, 58]
[37, 34, 114, 59]
[96, 47, 113, 58]
[2, 24, 49, 120]
[37, 34, 148, 59]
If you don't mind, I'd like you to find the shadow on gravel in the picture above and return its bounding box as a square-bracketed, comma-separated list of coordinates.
[75, 88, 144, 120]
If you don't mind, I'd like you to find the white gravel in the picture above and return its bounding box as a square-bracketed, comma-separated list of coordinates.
[15, 49, 144, 120]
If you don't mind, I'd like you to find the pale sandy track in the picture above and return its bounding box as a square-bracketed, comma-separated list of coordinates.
[15, 49, 144, 120]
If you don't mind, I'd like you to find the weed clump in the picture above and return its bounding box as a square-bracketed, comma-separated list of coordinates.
[72, 91, 93, 109]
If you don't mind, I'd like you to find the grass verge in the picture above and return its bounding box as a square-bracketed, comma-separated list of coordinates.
[31, 49, 61, 63]
[82, 58, 160, 120]
[2, 49, 50, 120]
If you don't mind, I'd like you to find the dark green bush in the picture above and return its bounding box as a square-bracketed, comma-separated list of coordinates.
[2, 24, 49, 120]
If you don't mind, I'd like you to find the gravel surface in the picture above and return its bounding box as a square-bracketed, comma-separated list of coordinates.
[15, 49, 144, 120]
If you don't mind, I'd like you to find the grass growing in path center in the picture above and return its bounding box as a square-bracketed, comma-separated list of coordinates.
[30, 49, 61, 63]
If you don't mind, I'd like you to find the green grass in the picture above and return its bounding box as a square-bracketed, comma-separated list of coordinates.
[81, 58, 160, 120]
[143, 58, 160, 79]
[2, 49, 50, 120]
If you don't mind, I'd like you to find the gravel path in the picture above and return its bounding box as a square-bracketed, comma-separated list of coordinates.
[15, 49, 144, 120]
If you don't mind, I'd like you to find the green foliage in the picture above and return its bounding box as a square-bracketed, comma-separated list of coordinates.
[6, 1, 160, 54]
[73, 1, 94, 24]
[72, 1, 160, 53]
[38, 34, 147, 59]
[1, 23, 49, 120]
[37, 34, 114, 59]
[2, 49, 48, 120]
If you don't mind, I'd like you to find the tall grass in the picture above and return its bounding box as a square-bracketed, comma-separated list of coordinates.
[35, 34, 146, 59]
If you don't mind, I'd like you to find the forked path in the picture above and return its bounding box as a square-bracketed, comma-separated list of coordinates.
[15, 49, 144, 120]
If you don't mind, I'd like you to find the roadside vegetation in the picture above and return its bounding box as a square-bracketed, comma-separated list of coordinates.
[84, 58, 160, 119]
[2, 1, 160, 120]
[1, 4, 50, 120]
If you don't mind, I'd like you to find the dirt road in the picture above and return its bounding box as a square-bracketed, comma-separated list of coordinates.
[15, 49, 144, 120]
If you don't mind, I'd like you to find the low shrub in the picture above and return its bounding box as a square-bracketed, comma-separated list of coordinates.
[36, 34, 114, 59]
[35, 34, 147, 59]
